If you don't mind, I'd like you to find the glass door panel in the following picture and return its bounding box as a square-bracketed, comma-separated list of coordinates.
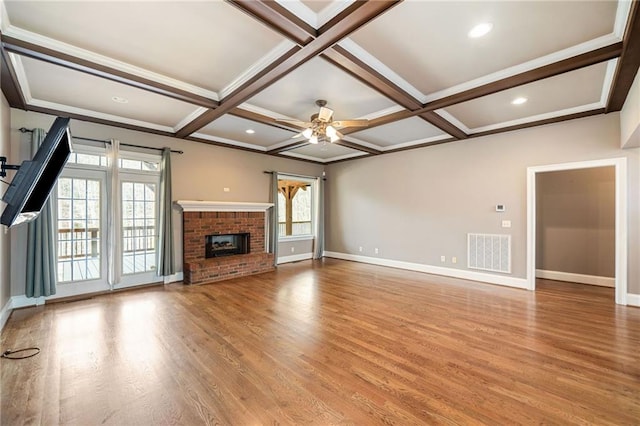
[121, 181, 157, 275]
[56, 177, 102, 282]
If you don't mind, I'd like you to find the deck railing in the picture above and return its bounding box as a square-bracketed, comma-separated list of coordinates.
[278, 221, 312, 236]
[58, 226, 156, 259]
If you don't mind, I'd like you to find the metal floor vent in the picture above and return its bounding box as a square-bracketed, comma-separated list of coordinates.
[467, 233, 511, 274]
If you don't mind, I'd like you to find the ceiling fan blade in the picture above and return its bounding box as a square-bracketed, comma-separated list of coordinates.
[332, 119, 369, 129]
[275, 119, 312, 127]
[318, 106, 333, 122]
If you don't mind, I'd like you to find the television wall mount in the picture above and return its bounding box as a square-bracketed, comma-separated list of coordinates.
[0, 157, 20, 178]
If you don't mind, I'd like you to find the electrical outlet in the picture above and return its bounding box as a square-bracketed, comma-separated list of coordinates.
[452, 256, 457, 264]
[223, 187, 230, 192]
[440, 255, 446, 263]
[374, 248, 379, 254]
[501, 220, 512, 228]
[291, 247, 295, 253]
[359, 246, 363, 252]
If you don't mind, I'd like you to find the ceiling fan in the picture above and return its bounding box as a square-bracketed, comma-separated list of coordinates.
[276, 100, 369, 144]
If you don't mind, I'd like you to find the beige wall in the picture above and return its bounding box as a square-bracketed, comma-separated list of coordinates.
[278, 238, 314, 261]
[0, 94, 11, 311]
[536, 167, 615, 277]
[9, 110, 324, 296]
[326, 113, 640, 294]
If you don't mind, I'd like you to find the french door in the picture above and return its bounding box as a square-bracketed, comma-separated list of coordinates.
[54, 146, 161, 298]
[118, 175, 159, 286]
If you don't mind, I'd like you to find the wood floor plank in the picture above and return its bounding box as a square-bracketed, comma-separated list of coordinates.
[2, 258, 639, 425]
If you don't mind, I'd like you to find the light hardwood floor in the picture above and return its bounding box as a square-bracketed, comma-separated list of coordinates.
[1, 258, 639, 425]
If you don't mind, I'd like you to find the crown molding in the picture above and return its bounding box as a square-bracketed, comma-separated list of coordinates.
[281, 149, 366, 163]
[338, 38, 426, 103]
[3, 25, 219, 102]
[29, 99, 175, 133]
[423, 34, 622, 104]
[274, 0, 317, 28]
[469, 101, 605, 135]
[614, 0, 633, 38]
[8, 52, 32, 102]
[600, 58, 619, 104]
[219, 39, 297, 99]
[189, 132, 268, 152]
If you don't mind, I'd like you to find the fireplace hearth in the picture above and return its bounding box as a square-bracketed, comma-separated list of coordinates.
[205, 233, 250, 258]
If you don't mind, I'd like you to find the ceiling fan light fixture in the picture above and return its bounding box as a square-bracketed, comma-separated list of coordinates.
[309, 135, 319, 144]
[329, 134, 340, 143]
[326, 125, 337, 138]
[318, 106, 333, 122]
[302, 128, 313, 139]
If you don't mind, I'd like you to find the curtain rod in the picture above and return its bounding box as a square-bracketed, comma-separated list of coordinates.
[18, 127, 184, 154]
[263, 170, 326, 180]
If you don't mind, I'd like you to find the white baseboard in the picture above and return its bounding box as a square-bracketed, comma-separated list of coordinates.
[627, 293, 640, 307]
[11, 295, 46, 308]
[163, 272, 184, 284]
[323, 251, 528, 290]
[0, 298, 12, 332]
[0, 295, 46, 331]
[536, 269, 615, 287]
[277, 252, 313, 265]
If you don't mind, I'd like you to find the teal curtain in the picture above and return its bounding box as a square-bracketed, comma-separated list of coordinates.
[313, 177, 324, 259]
[269, 172, 279, 264]
[25, 128, 56, 297]
[157, 147, 175, 276]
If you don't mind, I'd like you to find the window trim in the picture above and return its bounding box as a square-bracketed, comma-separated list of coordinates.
[118, 150, 161, 175]
[277, 174, 315, 241]
[279, 235, 314, 242]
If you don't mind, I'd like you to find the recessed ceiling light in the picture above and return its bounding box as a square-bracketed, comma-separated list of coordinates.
[111, 96, 128, 104]
[511, 97, 528, 105]
[468, 22, 493, 38]
[245, 129, 255, 134]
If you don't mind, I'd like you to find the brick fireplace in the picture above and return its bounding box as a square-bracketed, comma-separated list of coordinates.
[176, 201, 275, 285]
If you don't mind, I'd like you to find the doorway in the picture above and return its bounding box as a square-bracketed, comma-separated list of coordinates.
[526, 158, 628, 305]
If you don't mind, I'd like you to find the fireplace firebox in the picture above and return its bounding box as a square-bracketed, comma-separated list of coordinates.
[205, 233, 250, 258]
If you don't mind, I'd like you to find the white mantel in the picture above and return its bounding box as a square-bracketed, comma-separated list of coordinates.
[175, 200, 273, 212]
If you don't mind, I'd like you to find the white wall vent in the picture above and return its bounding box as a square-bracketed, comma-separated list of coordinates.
[467, 233, 511, 274]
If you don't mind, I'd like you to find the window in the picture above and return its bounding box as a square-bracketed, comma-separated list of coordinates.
[277, 178, 313, 238]
[119, 158, 159, 171]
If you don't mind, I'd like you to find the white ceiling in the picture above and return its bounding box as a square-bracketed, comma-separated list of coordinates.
[0, 0, 636, 164]
[349, 1, 618, 95]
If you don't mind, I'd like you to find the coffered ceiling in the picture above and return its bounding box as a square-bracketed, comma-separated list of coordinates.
[1, 1, 639, 164]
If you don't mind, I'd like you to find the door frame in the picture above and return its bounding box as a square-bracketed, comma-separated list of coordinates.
[526, 157, 628, 304]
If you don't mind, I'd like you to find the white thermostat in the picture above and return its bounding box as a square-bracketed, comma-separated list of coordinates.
[495, 204, 505, 212]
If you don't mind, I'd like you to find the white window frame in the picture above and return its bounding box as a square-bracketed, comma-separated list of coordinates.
[277, 174, 315, 242]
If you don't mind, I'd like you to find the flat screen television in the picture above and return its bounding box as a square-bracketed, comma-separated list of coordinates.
[1, 117, 72, 227]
